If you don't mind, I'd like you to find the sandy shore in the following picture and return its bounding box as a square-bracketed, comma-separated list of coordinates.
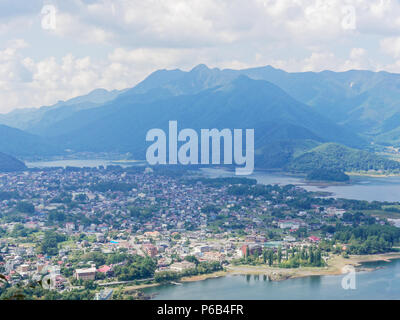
[123, 283, 160, 292]
[347, 172, 400, 178]
[123, 252, 400, 294]
[225, 252, 400, 281]
[180, 271, 228, 283]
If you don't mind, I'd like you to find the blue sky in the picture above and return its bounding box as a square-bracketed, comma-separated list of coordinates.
[1, 0, 400, 113]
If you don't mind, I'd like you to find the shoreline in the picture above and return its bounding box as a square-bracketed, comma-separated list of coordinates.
[127, 252, 400, 298]
[347, 172, 400, 178]
[223, 252, 400, 281]
[142, 253, 400, 292]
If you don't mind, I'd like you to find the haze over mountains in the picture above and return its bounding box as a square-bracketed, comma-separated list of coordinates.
[1, 64, 400, 172]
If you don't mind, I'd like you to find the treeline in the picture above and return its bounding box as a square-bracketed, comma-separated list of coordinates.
[37, 230, 68, 256]
[278, 247, 325, 268]
[288, 143, 400, 173]
[79, 251, 134, 267]
[112, 255, 157, 281]
[0, 281, 95, 300]
[154, 261, 223, 283]
[236, 247, 324, 269]
[228, 184, 296, 198]
[306, 169, 350, 182]
[334, 224, 400, 254]
[129, 206, 157, 221]
[185, 177, 257, 187]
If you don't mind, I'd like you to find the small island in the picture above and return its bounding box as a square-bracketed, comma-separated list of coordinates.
[306, 169, 350, 182]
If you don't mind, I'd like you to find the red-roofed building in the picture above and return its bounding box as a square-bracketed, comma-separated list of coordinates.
[308, 236, 321, 243]
[98, 265, 111, 274]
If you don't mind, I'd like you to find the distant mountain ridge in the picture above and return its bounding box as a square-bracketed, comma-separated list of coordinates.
[1, 63, 400, 174]
[0, 124, 63, 157]
[113, 64, 400, 143]
[4, 64, 400, 143]
[0, 88, 124, 133]
[41, 76, 365, 167]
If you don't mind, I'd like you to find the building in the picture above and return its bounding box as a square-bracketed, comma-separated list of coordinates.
[170, 261, 196, 272]
[65, 222, 75, 233]
[18, 264, 29, 273]
[241, 244, 262, 257]
[279, 220, 300, 230]
[96, 233, 105, 242]
[308, 236, 321, 243]
[97, 265, 113, 276]
[142, 244, 158, 257]
[283, 235, 296, 243]
[75, 267, 96, 281]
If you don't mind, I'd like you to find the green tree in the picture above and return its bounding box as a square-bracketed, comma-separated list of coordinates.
[277, 247, 282, 264]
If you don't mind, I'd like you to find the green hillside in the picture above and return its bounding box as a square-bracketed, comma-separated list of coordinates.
[287, 143, 400, 173]
[46, 77, 364, 157]
[0, 124, 63, 157]
[0, 152, 27, 172]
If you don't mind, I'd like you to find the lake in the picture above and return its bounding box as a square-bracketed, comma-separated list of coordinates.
[24, 160, 400, 298]
[200, 168, 400, 202]
[145, 259, 400, 300]
[24, 161, 400, 202]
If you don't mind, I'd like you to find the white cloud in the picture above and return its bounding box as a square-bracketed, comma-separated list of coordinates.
[381, 37, 400, 59]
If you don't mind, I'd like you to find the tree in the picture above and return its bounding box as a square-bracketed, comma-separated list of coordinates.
[277, 247, 282, 264]
[309, 247, 314, 265]
[267, 250, 274, 267]
[185, 255, 199, 266]
[38, 231, 66, 256]
[262, 250, 267, 263]
[16, 201, 34, 214]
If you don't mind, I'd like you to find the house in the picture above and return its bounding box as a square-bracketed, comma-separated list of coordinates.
[308, 236, 321, 243]
[283, 235, 296, 243]
[75, 267, 96, 281]
[279, 221, 300, 230]
[241, 244, 262, 257]
[97, 265, 113, 276]
[170, 261, 196, 272]
[142, 244, 158, 257]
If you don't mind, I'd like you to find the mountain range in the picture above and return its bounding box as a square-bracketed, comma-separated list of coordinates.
[1, 64, 400, 172]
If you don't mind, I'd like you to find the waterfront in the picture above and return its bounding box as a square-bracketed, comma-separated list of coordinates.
[200, 168, 400, 202]
[145, 259, 400, 300]
[24, 161, 400, 202]
[8, 159, 400, 299]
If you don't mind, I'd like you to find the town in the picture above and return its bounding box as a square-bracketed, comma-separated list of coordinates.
[0, 165, 399, 300]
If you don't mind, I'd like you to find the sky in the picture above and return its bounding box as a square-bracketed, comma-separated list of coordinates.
[1, 0, 400, 113]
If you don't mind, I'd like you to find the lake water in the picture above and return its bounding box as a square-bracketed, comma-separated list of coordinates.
[200, 168, 400, 202]
[145, 259, 400, 300]
[24, 161, 400, 202]
[24, 160, 400, 298]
